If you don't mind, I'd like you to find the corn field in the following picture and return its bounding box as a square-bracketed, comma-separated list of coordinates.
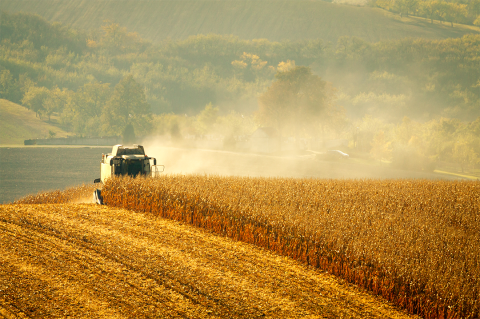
[102, 175, 480, 319]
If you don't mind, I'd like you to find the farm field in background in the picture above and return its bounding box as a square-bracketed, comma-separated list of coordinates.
[101, 176, 480, 318]
[0, 203, 416, 318]
[1, 0, 479, 44]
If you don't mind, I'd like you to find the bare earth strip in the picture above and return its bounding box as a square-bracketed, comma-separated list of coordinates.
[0, 204, 417, 318]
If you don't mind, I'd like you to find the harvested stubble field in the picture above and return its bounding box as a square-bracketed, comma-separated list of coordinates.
[13, 183, 97, 205]
[0, 203, 415, 318]
[101, 176, 480, 319]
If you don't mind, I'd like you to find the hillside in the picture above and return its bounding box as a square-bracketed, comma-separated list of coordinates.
[1, 0, 479, 43]
[0, 99, 68, 145]
[0, 203, 417, 318]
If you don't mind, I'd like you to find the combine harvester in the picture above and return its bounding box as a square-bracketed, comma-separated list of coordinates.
[93, 144, 164, 204]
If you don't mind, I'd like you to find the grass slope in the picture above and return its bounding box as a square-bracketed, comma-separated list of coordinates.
[1, 0, 479, 43]
[0, 203, 417, 318]
[0, 99, 68, 145]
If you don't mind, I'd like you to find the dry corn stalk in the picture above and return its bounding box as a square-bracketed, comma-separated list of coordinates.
[98, 175, 479, 318]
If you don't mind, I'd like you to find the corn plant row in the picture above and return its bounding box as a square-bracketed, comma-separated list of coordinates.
[102, 175, 480, 319]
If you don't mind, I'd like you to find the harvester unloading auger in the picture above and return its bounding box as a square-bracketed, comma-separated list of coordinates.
[93, 144, 164, 204]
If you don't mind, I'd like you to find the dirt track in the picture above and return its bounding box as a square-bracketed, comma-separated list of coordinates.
[0, 204, 416, 318]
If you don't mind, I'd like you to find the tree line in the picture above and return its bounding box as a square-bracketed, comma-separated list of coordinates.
[0, 11, 479, 172]
[356, 115, 480, 173]
[153, 70, 480, 174]
[370, 0, 480, 26]
[1, 11, 479, 123]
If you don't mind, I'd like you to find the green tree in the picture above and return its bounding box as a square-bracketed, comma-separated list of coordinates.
[99, 20, 144, 53]
[353, 116, 391, 153]
[257, 66, 339, 141]
[43, 87, 71, 122]
[76, 82, 111, 118]
[60, 84, 107, 136]
[0, 70, 32, 104]
[335, 36, 371, 61]
[372, 0, 394, 11]
[453, 136, 479, 173]
[216, 112, 257, 138]
[394, 0, 419, 17]
[195, 103, 219, 135]
[370, 130, 392, 160]
[0, 70, 14, 100]
[102, 75, 151, 136]
[21, 86, 50, 118]
[404, 0, 419, 16]
[420, 0, 443, 23]
[470, 0, 480, 19]
[122, 123, 136, 144]
[72, 82, 111, 136]
[442, 3, 468, 27]
[475, 15, 480, 26]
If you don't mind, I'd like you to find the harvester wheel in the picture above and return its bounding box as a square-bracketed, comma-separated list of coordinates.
[94, 189, 104, 205]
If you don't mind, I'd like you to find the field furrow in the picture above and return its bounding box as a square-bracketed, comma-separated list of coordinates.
[0, 203, 415, 319]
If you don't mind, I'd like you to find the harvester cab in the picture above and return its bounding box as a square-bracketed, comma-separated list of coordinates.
[94, 144, 164, 184]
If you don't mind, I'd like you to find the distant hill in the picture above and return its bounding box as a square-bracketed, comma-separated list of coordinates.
[1, 0, 479, 44]
[0, 99, 68, 145]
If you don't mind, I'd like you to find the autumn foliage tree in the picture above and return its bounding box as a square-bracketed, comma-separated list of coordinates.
[231, 52, 272, 81]
[95, 20, 144, 53]
[257, 66, 343, 141]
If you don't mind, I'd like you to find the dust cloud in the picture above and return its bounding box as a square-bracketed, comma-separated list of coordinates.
[142, 137, 456, 180]
[71, 195, 96, 204]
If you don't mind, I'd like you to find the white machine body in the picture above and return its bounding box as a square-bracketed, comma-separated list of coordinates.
[96, 144, 163, 184]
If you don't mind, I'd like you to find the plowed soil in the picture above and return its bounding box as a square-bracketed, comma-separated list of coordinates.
[0, 204, 416, 319]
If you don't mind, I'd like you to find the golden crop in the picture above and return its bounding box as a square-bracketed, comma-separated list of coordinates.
[102, 175, 480, 319]
[14, 184, 97, 204]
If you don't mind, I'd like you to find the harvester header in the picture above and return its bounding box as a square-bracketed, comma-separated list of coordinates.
[94, 144, 164, 184]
